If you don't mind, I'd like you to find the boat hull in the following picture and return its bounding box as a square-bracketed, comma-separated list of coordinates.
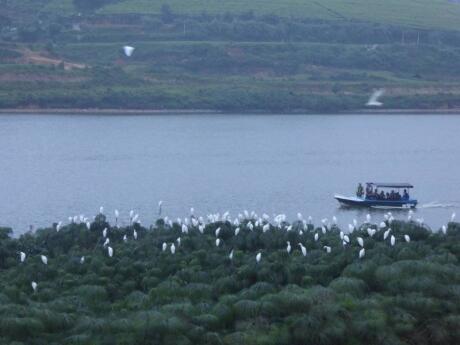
[334, 194, 417, 209]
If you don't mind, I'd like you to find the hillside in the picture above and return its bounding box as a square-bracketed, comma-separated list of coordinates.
[1, 0, 460, 112]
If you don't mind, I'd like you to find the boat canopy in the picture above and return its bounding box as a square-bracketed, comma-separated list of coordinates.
[366, 182, 414, 189]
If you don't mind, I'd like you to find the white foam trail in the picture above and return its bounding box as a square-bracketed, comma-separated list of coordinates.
[420, 202, 458, 209]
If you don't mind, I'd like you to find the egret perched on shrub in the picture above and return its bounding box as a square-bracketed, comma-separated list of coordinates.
[170, 243, 175, 254]
[86, 221, 91, 230]
[404, 234, 411, 242]
[256, 252, 261, 263]
[229, 249, 234, 260]
[31, 281, 38, 292]
[41, 255, 48, 265]
[107, 246, 113, 257]
[343, 235, 350, 243]
[286, 241, 291, 254]
[215, 227, 221, 237]
[298, 243, 307, 256]
[367, 228, 376, 237]
[332, 216, 337, 225]
[234, 227, 240, 236]
[321, 226, 327, 234]
[366, 88, 384, 106]
[297, 213, 303, 221]
[162, 242, 167, 251]
[390, 235, 396, 246]
[80, 256, 85, 264]
[103, 228, 107, 238]
[359, 248, 365, 259]
[56, 221, 62, 232]
[442, 225, 447, 234]
[324, 246, 331, 253]
[114, 209, 119, 225]
[133, 230, 138, 240]
[314, 233, 319, 242]
[177, 237, 181, 246]
[103, 238, 110, 247]
[379, 222, 386, 229]
[99, 206, 104, 214]
[452, 212, 456, 222]
[263, 224, 270, 232]
[19, 252, 26, 263]
[340, 231, 344, 240]
[348, 224, 354, 232]
[357, 237, 364, 247]
[123, 235, 127, 242]
[384, 228, 391, 240]
[216, 239, 221, 247]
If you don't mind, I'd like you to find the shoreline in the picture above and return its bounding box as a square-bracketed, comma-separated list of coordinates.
[1, 107, 460, 115]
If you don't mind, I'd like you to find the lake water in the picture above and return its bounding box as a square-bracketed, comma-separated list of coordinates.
[0, 113, 458, 235]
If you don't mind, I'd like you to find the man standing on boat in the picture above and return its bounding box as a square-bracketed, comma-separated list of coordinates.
[356, 183, 364, 197]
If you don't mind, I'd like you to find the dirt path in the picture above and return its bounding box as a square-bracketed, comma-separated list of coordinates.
[18, 48, 86, 70]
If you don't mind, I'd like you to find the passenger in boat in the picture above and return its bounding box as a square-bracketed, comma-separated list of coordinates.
[380, 191, 385, 200]
[403, 189, 409, 200]
[386, 192, 390, 199]
[356, 183, 364, 197]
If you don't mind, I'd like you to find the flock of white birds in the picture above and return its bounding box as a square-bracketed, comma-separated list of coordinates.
[20, 201, 457, 293]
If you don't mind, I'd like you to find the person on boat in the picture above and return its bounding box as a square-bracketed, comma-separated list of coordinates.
[356, 183, 364, 197]
[403, 189, 409, 200]
[380, 191, 385, 200]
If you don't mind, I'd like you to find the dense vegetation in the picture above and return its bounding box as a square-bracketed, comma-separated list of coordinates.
[1, 213, 460, 345]
[1, 0, 460, 112]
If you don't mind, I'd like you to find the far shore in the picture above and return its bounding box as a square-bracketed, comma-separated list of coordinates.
[1, 108, 460, 115]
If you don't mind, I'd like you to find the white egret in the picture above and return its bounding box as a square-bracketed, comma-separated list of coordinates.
[56, 221, 62, 232]
[343, 234, 350, 243]
[31, 281, 38, 292]
[41, 255, 48, 265]
[162, 242, 167, 251]
[332, 216, 337, 225]
[19, 251, 26, 263]
[247, 222, 254, 231]
[442, 225, 447, 234]
[451, 212, 456, 222]
[299, 230, 303, 236]
[229, 249, 234, 260]
[170, 243, 176, 254]
[103, 238, 110, 247]
[107, 246, 113, 257]
[367, 228, 376, 237]
[321, 226, 327, 234]
[99, 206, 104, 214]
[177, 237, 181, 246]
[199, 225, 205, 234]
[366, 88, 385, 106]
[286, 241, 291, 254]
[103, 228, 107, 238]
[324, 246, 331, 253]
[86, 221, 91, 230]
[123, 45, 135, 57]
[262, 224, 270, 232]
[359, 248, 365, 259]
[181, 224, 188, 234]
[133, 229, 138, 240]
[384, 228, 391, 240]
[215, 227, 221, 237]
[286, 225, 292, 231]
[298, 243, 307, 256]
[357, 237, 364, 247]
[297, 212, 303, 221]
[314, 233, 319, 242]
[235, 227, 240, 236]
[340, 231, 344, 240]
[256, 252, 261, 263]
[123, 235, 127, 242]
[348, 224, 354, 232]
[158, 201, 163, 216]
[216, 238, 221, 247]
[379, 222, 386, 229]
[404, 234, 411, 243]
[80, 256, 85, 264]
[390, 235, 396, 246]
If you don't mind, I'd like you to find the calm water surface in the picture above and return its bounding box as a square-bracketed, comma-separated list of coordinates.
[0, 113, 458, 234]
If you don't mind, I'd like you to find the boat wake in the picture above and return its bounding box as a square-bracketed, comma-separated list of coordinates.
[420, 201, 458, 209]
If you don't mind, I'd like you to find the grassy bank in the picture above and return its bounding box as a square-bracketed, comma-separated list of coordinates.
[0, 214, 460, 345]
